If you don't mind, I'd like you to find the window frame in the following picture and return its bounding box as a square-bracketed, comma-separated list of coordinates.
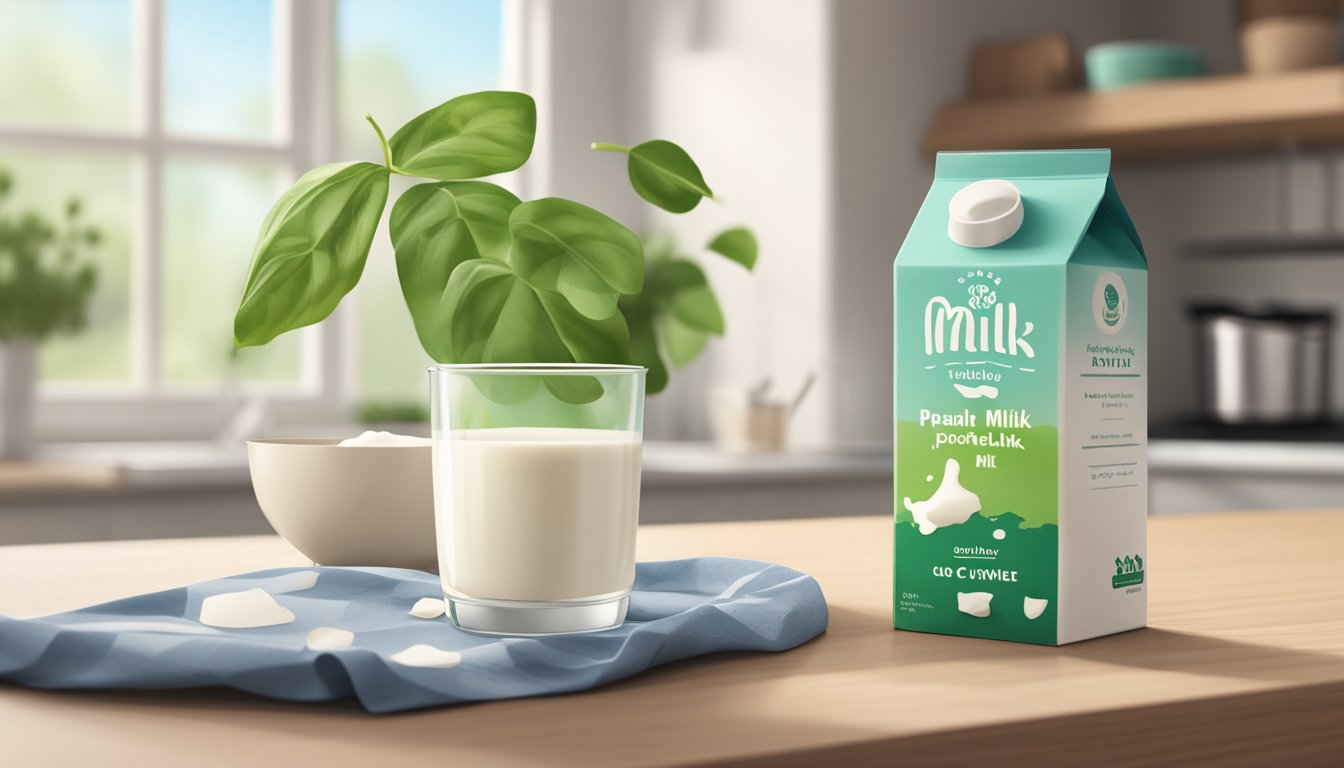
[2, 0, 343, 441]
[3, 0, 524, 442]
[0, 0, 336, 441]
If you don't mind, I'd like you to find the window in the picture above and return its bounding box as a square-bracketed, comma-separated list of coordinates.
[0, 0, 505, 435]
[337, 0, 505, 408]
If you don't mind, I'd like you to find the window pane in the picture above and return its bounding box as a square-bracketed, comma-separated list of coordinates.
[164, 0, 275, 139]
[0, 148, 134, 384]
[356, 212, 434, 408]
[337, 0, 503, 157]
[161, 159, 301, 388]
[0, 0, 133, 130]
[338, 0, 502, 408]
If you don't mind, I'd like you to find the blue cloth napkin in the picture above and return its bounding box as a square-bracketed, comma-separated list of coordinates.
[0, 558, 827, 713]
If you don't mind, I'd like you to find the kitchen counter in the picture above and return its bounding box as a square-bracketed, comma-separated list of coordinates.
[17, 440, 891, 492]
[2, 510, 1341, 765]
[0, 443, 893, 543]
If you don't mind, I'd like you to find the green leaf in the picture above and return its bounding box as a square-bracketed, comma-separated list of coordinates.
[707, 226, 757, 270]
[640, 230, 679, 264]
[660, 315, 710, 368]
[436, 260, 534, 363]
[658, 259, 724, 334]
[616, 140, 713, 214]
[389, 91, 536, 180]
[234, 161, 389, 347]
[509, 197, 643, 320]
[535, 289, 633, 364]
[620, 296, 669, 394]
[535, 290, 632, 404]
[440, 259, 632, 404]
[390, 181, 520, 360]
[439, 259, 632, 363]
[616, 256, 724, 392]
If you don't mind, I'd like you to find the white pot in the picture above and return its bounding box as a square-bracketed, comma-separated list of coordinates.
[710, 396, 789, 454]
[0, 341, 38, 461]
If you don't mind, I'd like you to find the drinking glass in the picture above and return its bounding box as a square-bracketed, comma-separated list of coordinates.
[428, 364, 645, 635]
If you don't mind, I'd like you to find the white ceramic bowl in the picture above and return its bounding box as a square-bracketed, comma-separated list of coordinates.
[246, 438, 437, 570]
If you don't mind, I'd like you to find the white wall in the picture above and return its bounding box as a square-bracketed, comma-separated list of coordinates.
[624, 0, 835, 445]
[526, 0, 1344, 444]
[516, 0, 641, 225]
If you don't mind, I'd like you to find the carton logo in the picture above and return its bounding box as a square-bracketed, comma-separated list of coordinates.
[924, 271, 1035, 358]
[1093, 271, 1128, 334]
[965, 277, 997, 310]
[1112, 553, 1144, 588]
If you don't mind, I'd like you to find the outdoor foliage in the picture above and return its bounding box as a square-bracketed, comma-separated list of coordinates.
[0, 169, 101, 343]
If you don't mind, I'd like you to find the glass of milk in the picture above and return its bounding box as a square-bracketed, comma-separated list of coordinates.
[428, 364, 645, 635]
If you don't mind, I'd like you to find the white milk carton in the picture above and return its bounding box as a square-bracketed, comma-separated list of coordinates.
[893, 149, 1147, 645]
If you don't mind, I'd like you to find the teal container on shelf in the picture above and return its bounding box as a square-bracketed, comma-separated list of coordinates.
[1085, 42, 1206, 90]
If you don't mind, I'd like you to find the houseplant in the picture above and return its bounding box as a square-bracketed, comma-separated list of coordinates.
[0, 170, 101, 459]
[232, 91, 756, 397]
[620, 227, 757, 392]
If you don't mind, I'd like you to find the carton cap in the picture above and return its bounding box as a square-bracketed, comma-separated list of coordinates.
[947, 179, 1023, 248]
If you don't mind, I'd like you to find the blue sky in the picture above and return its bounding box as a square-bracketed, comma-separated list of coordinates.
[160, 0, 503, 138]
[339, 0, 503, 97]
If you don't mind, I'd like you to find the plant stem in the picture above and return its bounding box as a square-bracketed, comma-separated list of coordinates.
[365, 113, 395, 172]
[590, 142, 632, 153]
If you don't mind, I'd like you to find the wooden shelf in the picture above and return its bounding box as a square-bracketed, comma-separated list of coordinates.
[924, 66, 1344, 161]
[0, 461, 122, 496]
[1185, 234, 1344, 258]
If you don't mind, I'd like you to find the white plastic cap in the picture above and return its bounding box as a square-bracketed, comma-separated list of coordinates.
[947, 179, 1023, 248]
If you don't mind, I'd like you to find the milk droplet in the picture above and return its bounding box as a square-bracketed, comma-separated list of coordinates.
[265, 570, 319, 593]
[390, 644, 462, 668]
[199, 589, 294, 628]
[957, 591, 993, 618]
[992, 529, 1006, 540]
[1024, 597, 1049, 620]
[409, 597, 445, 619]
[904, 459, 981, 535]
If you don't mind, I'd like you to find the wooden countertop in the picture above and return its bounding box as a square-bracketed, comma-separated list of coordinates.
[2, 511, 1342, 766]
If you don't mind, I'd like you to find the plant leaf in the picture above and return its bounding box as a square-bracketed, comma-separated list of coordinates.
[439, 260, 632, 365]
[509, 197, 643, 320]
[535, 289, 632, 364]
[626, 140, 712, 213]
[658, 259, 724, 334]
[390, 181, 520, 360]
[620, 296, 669, 394]
[617, 256, 724, 392]
[660, 315, 711, 368]
[707, 226, 757, 269]
[641, 230, 680, 263]
[389, 91, 536, 180]
[234, 161, 389, 347]
[440, 259, 632, 404]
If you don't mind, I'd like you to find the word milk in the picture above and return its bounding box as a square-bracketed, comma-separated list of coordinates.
[893, 149, 1147, 645]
